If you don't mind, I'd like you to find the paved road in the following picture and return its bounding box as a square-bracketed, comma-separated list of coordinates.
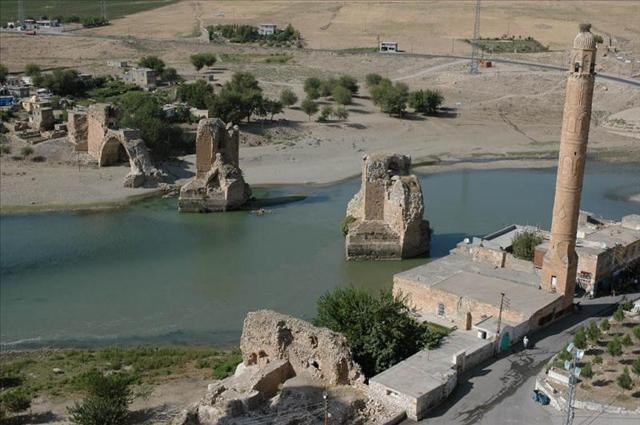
[402, 291, 640, 425]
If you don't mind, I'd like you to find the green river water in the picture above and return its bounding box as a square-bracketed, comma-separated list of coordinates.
[1, 162, 638, 348]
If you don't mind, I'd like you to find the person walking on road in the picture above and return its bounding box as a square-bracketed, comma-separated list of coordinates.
[523, 335, 529, 350]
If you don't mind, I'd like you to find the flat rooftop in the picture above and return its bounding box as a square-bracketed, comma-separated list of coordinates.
[433, 271, 561, 318]
[395, 251, 539, 288]
[370, 331, 492, 398]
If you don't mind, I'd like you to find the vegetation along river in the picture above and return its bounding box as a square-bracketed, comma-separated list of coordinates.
[1, 162, 638, 348]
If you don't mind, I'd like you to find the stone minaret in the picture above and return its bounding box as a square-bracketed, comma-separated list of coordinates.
[541, 24, 597, 307]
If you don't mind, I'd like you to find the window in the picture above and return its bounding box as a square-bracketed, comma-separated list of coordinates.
[551, 275, 557, 290]
[437, 303, 445, 316]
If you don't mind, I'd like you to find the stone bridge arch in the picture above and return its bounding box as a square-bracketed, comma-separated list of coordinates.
[98, 129, 164, 188]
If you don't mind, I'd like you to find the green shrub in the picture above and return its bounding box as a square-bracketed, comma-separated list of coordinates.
[20, 146, 34, 157]
[558, 346, 572, 361]
[573, 327, 587, 349]
[600, 319, 610, 332]
[409, 89, 444, 115]
[334, 105, 349, 121]
[511, 231, 543, 260]
[621, 300, 634, 311]
[318, 105, 334, 122]
[68, 370, 134, 425]
[607, 337, 623, 357]
[332, 85, 352, 105]
[593, 355, 603, 364]
[621, 334, 632, 346]
[586, 320, 600, 342]
[616, 367, 633, 390]
[581, 362, 593, 379]
[303, 77, 322, 100]
[315, 288, 447, 377]
[634, 326, 640, 341]
[0, 388, 31, 414]
[301, 98, 319, 120]
[0, 144, 10, 155]
[613, 306, 625, 322]
[341, 215, 356, 236]
[632, 357, 640, 376]
[190, 53, 217, 72]
[365, 73, 383, 89]
[279, 88, 298, 108]
[212, 350, 242, 380]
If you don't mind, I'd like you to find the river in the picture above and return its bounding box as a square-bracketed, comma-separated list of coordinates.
[1, 162, 638, 348]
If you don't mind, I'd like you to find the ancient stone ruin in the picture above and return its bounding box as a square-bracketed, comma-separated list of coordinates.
[344, 153, 430, 260]
[178, 118, 251, 212]
[67, 103, 163, 188]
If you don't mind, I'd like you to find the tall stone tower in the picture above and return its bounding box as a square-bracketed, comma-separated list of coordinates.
[541, 24, 597, 307]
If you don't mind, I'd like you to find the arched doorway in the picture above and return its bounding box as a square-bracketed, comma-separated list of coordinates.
[100, 137, 129, 166]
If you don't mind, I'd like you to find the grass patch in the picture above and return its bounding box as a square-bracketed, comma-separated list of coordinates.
[466, 37, 548, 54]
[264, 54, 293, 64]
[0, 346, 240, 399]
[335, 47, 379, 55]
[0, 0, 177, 23]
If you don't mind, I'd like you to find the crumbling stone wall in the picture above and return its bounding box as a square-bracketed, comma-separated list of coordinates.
[240, 310, 364, 386]
[31, 106, 54, 132]
[178, 118, 251, 212]
[67, 111, 88, 151]
[345, 154, 430, 260]
[65, 103, 163, 188]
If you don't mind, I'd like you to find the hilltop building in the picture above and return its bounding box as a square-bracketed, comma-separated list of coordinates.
[122, 67, 156, 90]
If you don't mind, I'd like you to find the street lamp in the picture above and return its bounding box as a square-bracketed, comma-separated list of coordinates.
[563, 343, 584, 425]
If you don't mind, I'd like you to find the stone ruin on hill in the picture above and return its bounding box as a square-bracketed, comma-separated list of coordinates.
[171, 310, 403, 425]
[178, 118, 251, 212]
[66, 103, 164, 188]
[344, 153, 430, 260]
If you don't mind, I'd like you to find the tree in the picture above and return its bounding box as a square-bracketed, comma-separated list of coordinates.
[303, 77, 322, 100]
[338, 75, 359, 95]
[332, 85, 352, 105]
[318, 105, 333, 122]
[160, 67, 181, 83]
[613, 305, 625, 322]
[315, 288, 446, 377]
[511, 231, 543, 261]
[573, 327, 587, 349]
[586, 320, 600, 343]
[607, 337, 623, 357]
[263, 99, 283, 121]
[593, 34, 604, 44]
[409, 89, 444, 115]
[39, 69, 97, 97]
[0, 388, 31, 414]
[616, 367, 633, 390]
[365, 73, 383, 89]
[621, 334, 632, 346]
[219, 72, 263, 122]
[581, 362, 593, 379]
[24, 63, 41, 77]
[601, 319, 610, 332]
[117, 91, 183, 158]
[371, 80, 409, 116]
[177, 80, 215, 109]
[318, 78, 337, 97]
[68, 370, 134, 425]
[334, 105, 349, 121]
[301, 97, 318, 120]
[0, 64, 7, 83]
[138, 56, 166, 74]
[280, 88, 298, 108]
[190, 53, 217, 72]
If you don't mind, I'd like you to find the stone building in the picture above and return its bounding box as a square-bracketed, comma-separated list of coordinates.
[178, 118, 251, 212]
[122, 67, 156, 90]
[535, 213, 640, 296]
[540, 24, 598, 308]
[30, 105, 54, 131]
[344, 154, 430, 260]
[66, 103, 163, 188]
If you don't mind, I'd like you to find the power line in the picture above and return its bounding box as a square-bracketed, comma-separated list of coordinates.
[469, 0, 481, 74]
[101, 0, 107, 21]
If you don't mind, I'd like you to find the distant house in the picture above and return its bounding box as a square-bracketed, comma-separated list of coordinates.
[379, 41, 399, 53]
[258, 24, 277, 36]
[122, 67, 157, 90]
[7, 86, 30, 98]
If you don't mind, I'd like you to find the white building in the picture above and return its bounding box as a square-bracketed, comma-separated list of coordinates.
[258, 24, 277, 36]
[379, 41, 399, 53]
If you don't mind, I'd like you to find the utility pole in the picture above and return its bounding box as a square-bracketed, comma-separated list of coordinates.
[469, 0, 481, 73]
[563, 343, 584, 425]
[101, 0, 108, 21]
[496, 292, 505, 336]
[17, 0, 25, 24]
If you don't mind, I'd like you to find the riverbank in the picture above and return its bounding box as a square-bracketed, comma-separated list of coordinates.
[0, 346, 239, 425]
[1, 153, 638, 215]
